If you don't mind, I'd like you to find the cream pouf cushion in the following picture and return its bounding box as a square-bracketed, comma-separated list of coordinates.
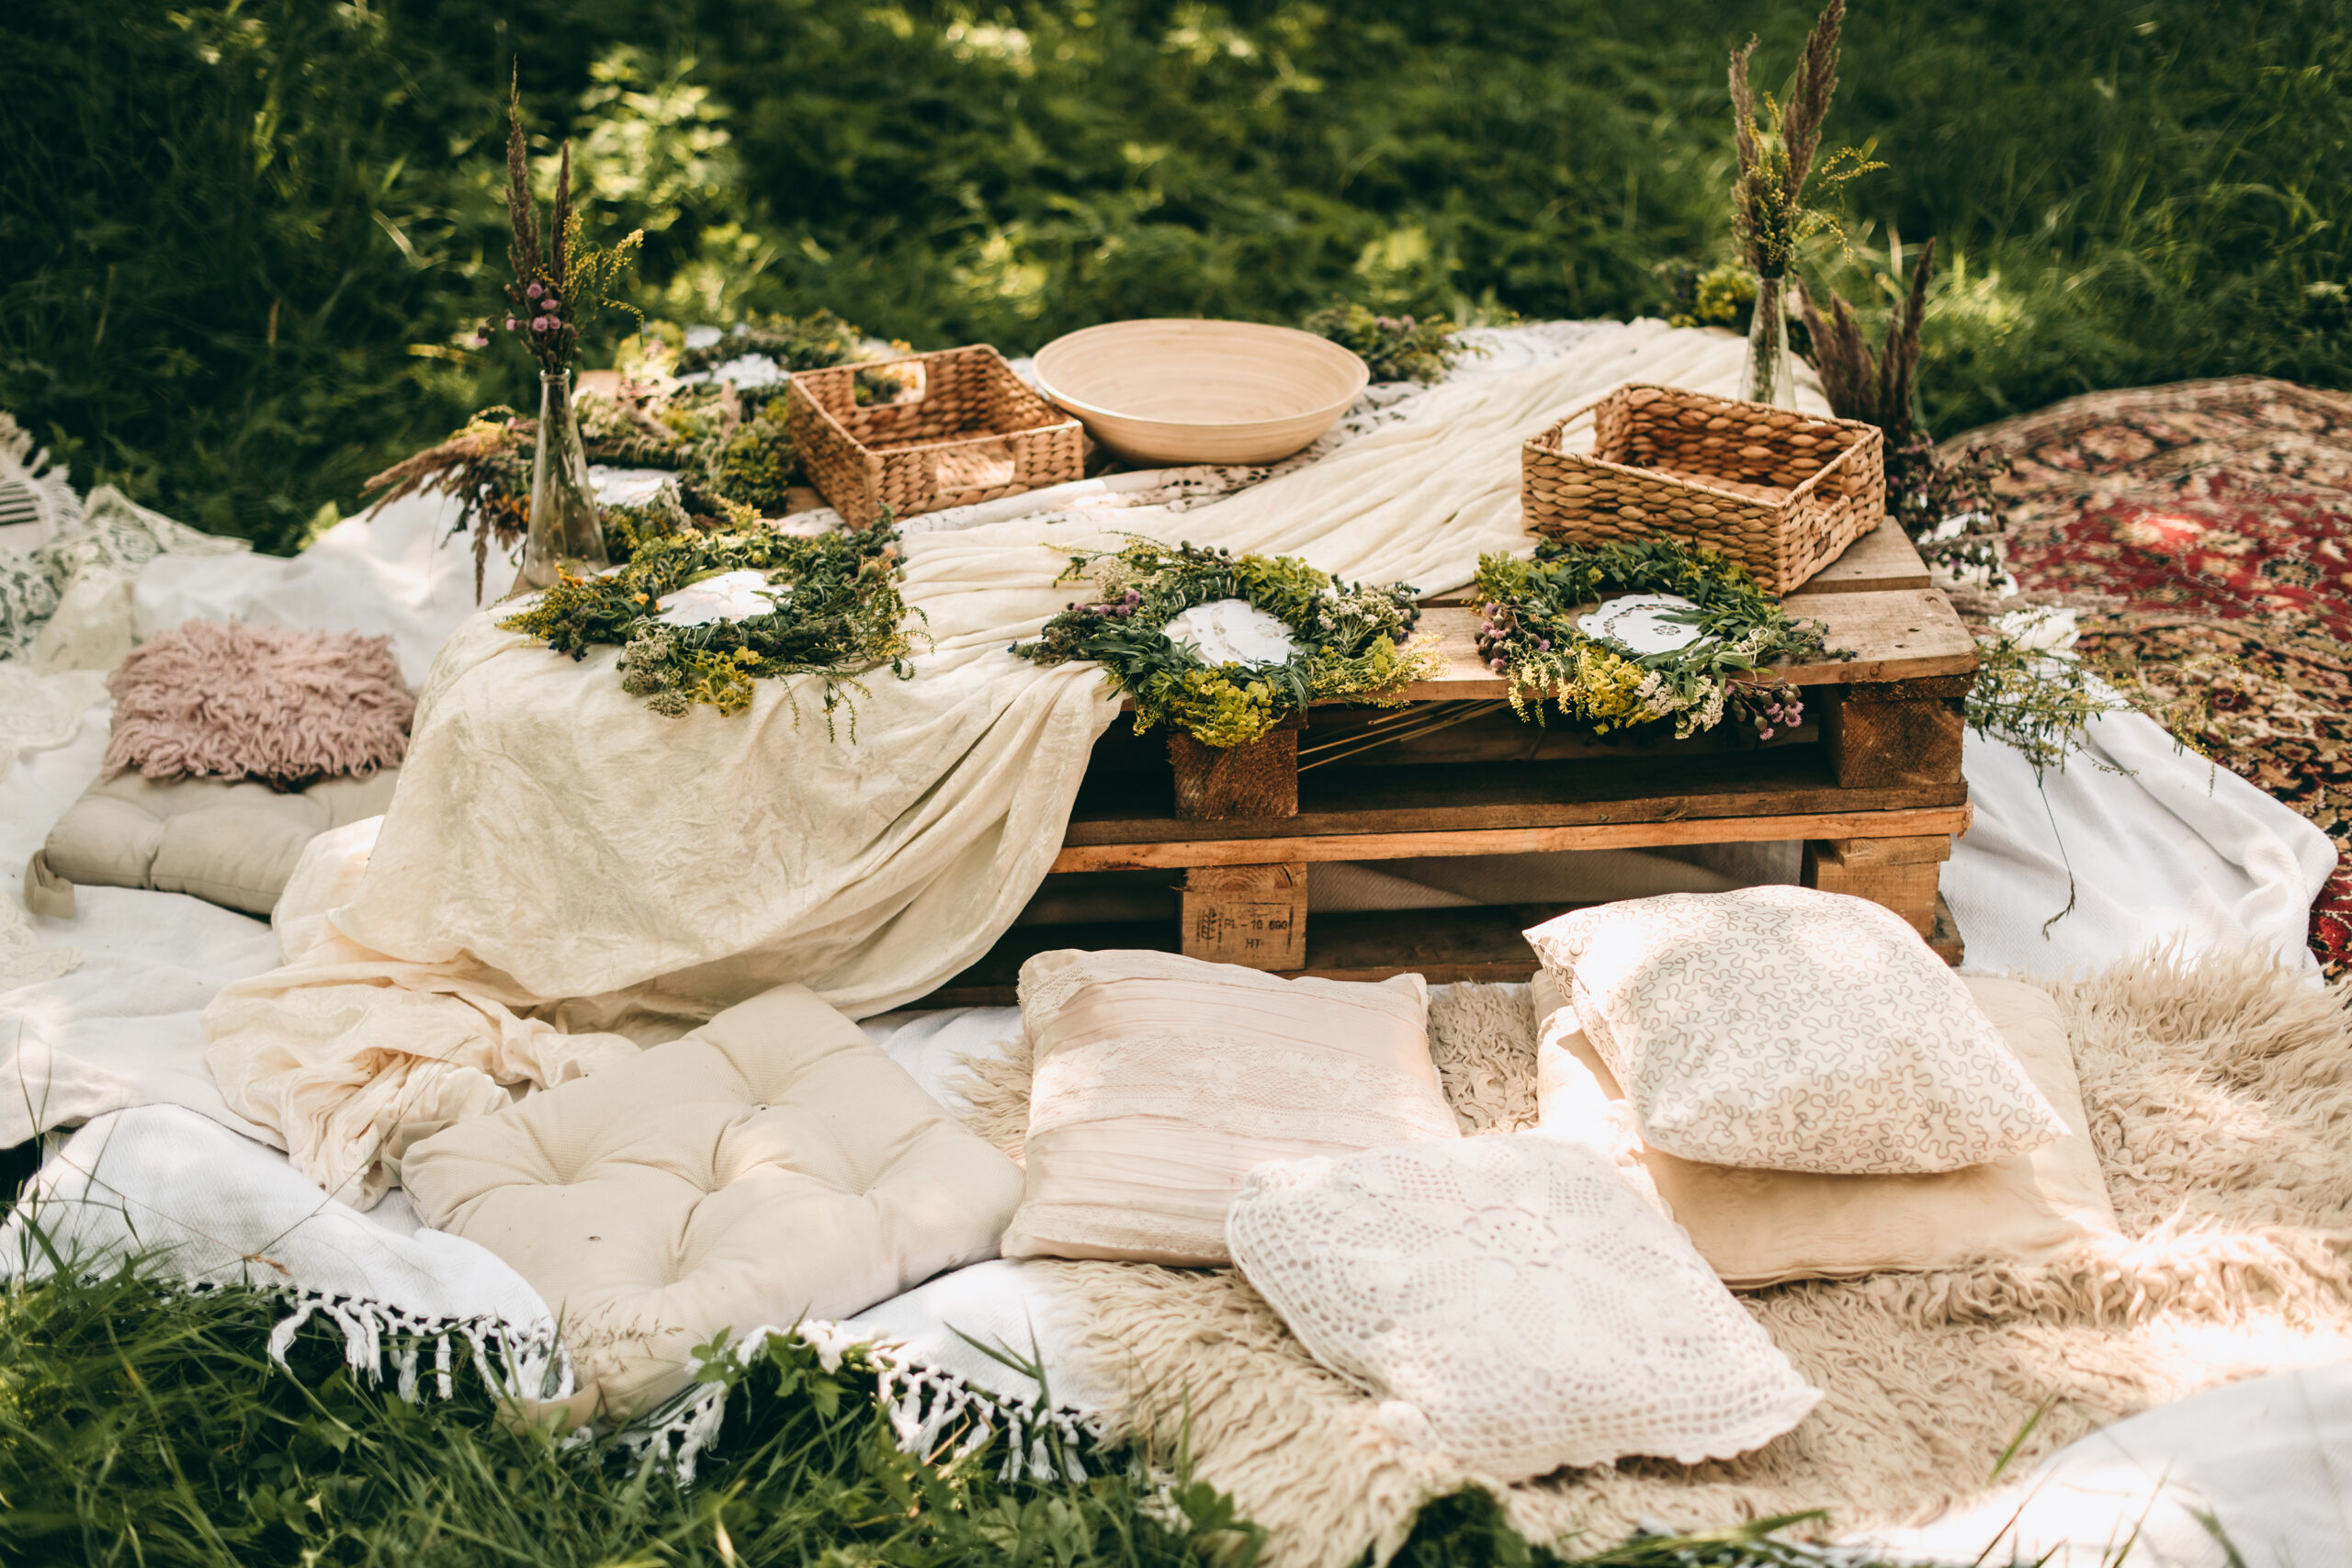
[1525, 887, 2067, 1175]
[1225, 1134, 1823, 1481]
[1001, 949, 1458, 1266]
[401, 981, 1024, 1417]
[32, 768, 399, 917]
[1532, 969, 2121, 1287]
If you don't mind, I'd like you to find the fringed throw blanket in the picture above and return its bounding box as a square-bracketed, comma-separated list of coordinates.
[956, 953, 2352, 1568]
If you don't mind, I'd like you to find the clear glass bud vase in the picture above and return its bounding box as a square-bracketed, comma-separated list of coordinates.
[1740, 274, 1798, 409]
[522, 370, 608, 588]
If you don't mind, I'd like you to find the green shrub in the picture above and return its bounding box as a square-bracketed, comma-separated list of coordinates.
[2, 1, 2345, 553]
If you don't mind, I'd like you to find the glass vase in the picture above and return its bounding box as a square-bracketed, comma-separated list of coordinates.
[1739, 274, 1797, 409]
[522, 369, 607, 588]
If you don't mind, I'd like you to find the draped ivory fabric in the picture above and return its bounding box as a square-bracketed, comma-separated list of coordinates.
[202, 321, 1765, 1204]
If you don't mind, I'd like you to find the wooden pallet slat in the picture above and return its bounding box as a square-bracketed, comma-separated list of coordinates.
[1056, 804, 1973, 874]
[1401, 588, 1977, 700]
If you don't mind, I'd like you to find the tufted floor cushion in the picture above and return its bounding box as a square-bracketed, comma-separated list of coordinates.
[400, 981, 1025, 1418]
[32, 768, 400, 917]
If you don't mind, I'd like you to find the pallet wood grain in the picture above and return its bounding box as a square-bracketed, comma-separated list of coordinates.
[1400, 587, 1974, 699]
[1821, 679, 1971, 788]
[1804, 839, 1941, 937]
[1054, 804, 1972, 872]
[1169, 718, 1300, 819]
[1065, 750, 1965, 848]
[1180, 863, 1308, 967]
[1800, 516, 1934, 594]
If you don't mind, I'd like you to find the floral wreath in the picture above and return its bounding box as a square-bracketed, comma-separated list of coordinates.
[1470, 536, 1839, 740]
[500, 488, 921, 723]
[1012, 538, 1446, 749]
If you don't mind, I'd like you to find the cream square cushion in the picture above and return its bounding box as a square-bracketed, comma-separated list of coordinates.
[1226, 1135, 1823, 1482]
[1532, 969, 2121, 1288]
[1001, 949, 1459, 1266]
[401, 982, 1024, 1417]
[34, 768, 400, 917]
[1525, 887, 2068, 1175]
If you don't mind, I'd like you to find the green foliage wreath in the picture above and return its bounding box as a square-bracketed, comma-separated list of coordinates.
[500, 491, 920, 723]
[1012, 539, 1446, 749]
[1470, 537, 1838, 739]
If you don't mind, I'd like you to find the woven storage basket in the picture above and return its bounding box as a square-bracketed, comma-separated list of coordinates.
[787, 344, 1084, 527]
[1521, 384, 1886, 595]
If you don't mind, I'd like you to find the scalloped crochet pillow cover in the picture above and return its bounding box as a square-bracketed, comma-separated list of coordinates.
[1225, 1135, 1823, 1481]
[105, 618, 413, 788]
[1525, 887, 2066, 1175]
[1001, 949, 1459, 1266]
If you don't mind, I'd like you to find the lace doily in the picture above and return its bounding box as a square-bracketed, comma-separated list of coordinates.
[0, 468, 247, 660]
[1160, 597, 1298, 666]
[0, 662, 103, 780]
[1225, 1134, 1822, 1481]
[0, 897, 79, 992]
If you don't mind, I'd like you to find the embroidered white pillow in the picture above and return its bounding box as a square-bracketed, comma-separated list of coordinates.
[1001, 949, 1459, 1266]
[1526, 886, 2067, 1175]
[1226, 1135, 1822, 1481]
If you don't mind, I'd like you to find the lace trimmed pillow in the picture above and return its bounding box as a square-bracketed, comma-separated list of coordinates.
[1001, 949, 1460, 1266]
[1525, 886, 2066, 1175]
[1226, 1135, 1822, 1481]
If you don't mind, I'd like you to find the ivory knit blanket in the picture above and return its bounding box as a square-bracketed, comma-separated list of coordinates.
[201, 322, 1760, 1204]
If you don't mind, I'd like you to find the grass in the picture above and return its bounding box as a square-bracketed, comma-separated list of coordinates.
[0, 1258, 1946, 1568]
[1, 1, 2346, 553]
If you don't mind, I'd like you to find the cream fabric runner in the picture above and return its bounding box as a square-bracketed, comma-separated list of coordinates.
[201, 322, 1760, 1203]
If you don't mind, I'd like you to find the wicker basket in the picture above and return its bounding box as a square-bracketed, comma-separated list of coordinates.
[1521, 384, 1886, 595]
[787, 344, 1084, 527]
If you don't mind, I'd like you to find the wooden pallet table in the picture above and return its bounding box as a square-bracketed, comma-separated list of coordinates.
[923, 518, 1973, 1004]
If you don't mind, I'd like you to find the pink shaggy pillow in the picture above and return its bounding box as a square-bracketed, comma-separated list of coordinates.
[104, 619, 414, 787]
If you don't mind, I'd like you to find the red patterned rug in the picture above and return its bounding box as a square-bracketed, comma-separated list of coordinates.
[1950, 377, 2352, 979]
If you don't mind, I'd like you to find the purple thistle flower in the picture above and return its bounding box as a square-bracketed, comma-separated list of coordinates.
[526, 281, 543, 299]
[532, 316, 549, 332]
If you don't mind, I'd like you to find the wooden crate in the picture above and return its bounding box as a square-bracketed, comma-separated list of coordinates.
[922, 517, 1973, 1002]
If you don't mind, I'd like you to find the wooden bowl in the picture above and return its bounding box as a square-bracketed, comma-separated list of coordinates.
[1032, 319, 1370, 467]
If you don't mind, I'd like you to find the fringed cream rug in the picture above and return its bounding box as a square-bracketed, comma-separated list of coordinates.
[956, 947, 2352, 1568]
